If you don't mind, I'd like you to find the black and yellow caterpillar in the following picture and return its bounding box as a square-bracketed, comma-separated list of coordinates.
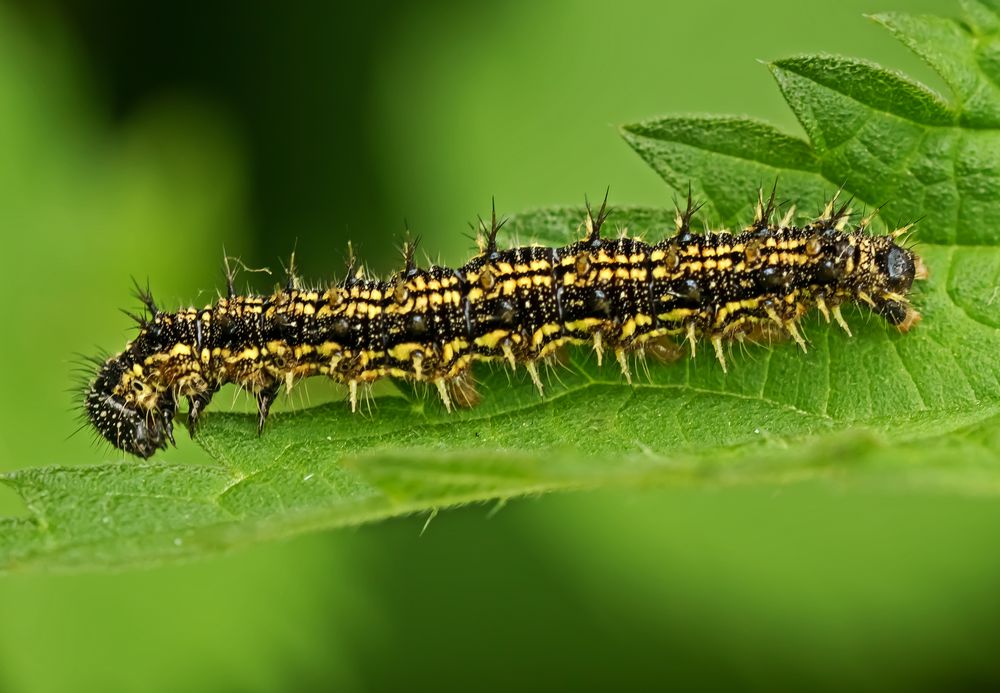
[84, 189, 927, 458]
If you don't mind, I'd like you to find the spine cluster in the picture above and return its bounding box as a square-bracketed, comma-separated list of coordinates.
[84, 190, 927, 458]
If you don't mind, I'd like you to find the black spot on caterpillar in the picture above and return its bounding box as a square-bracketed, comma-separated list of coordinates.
[82, 188, 928, 458]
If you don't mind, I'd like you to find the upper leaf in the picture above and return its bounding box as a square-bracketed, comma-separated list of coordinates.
[872, 2, 1000, 127]
[769, 55, 998, 246]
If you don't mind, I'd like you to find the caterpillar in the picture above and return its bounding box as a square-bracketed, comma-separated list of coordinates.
[82, 188, 927, 458]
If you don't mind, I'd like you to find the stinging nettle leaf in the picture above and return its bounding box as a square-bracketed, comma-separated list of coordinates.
[871, 5, 1000, 127]
[3, 3, 1000, 574]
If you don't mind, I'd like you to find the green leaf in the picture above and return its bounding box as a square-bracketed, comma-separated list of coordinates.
[4, 3, 1000, 573]
[769, 55, 998, 246]
[871, 4, 1000, 127]
[620, 117, 827, 226]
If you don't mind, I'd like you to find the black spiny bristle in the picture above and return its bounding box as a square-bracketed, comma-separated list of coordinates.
[340, 241, 360, 287]
[479, 197, 507, 256]
[131, 277, 157, 315]
[585, 187, 611, 242]
[675, 184, 705, 238]
[119, 308, 148, 329]
[283, 244, 301, 291]
[399, 233, 421, 274]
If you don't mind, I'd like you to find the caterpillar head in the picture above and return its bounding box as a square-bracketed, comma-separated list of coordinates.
[84, 355, 176, 458]
[857, 235, 928, 332]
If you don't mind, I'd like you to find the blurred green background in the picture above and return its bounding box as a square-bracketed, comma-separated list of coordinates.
[1, 0, 996, 690]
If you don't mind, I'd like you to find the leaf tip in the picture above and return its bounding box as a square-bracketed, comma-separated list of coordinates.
[618, 122, 639, 137]
[865, 11, 899, 32]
